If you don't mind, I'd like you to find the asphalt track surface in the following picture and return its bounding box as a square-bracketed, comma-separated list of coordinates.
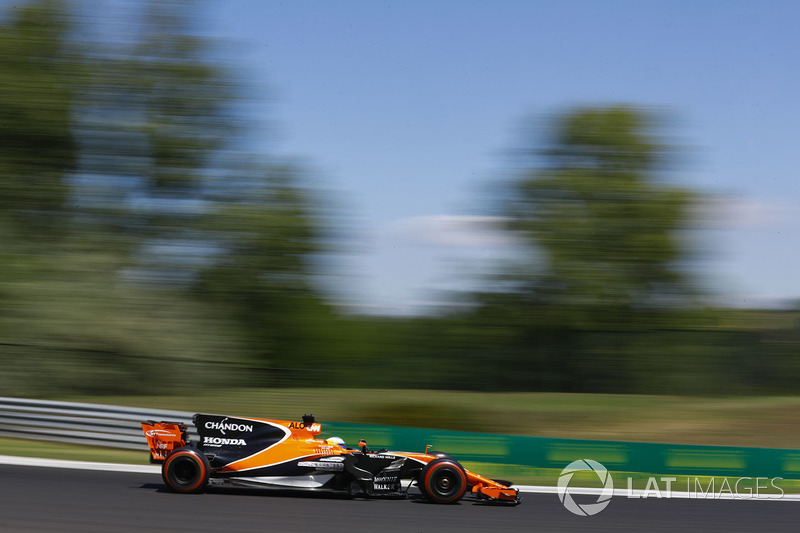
[1, 465, 798, 532]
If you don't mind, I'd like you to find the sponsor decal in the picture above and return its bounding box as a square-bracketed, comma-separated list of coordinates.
[145, 429, 176, 438]
[298, 461, 345, 471]
[203, 436, 247, 446]
[373, 476, 399, 491]
[288, 422, 322, 432]
[204, 417, 254, 435]
[319, 456, 345, 462]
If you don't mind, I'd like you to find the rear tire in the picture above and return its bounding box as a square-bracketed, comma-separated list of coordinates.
[419, 459, 467, 504]
[162, 447, 210, 494]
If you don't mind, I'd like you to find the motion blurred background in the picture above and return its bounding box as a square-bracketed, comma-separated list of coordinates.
[1, 0, 799, 411]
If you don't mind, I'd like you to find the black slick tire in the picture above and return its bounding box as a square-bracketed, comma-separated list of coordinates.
[162, 447, 210, 494]
[419, 458, 467, 504]
[426, 450, 454, 460]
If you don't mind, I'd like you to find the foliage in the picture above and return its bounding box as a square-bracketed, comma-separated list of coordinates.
[0, 0, 76, 240]
[2, 3, 800, 398]
[0, 0, 328, 395]
[504, 107, 697, 318]
[442, 107, 770, 394]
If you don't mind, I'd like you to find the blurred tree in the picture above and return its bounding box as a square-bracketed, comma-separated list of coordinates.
[194, 164, 333, 375]
[0, 0, 332, 395]
[459, 106, 702, 392]
[3, 4, 799, 397]
[75, 0, 234, 251]
[504, 106, 697, 323]
[70, 0, 334, 384]
[0, 0, 76, 240]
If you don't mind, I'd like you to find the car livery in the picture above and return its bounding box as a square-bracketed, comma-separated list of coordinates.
[141, 413, 520, 504]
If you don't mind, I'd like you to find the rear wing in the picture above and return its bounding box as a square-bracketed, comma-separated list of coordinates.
[141, 421, 188, 463]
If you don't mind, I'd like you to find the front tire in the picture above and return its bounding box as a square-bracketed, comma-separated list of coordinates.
[426, 450, 453, 460]
[419, 459, 467, 504]
[162, 447, 210, 493]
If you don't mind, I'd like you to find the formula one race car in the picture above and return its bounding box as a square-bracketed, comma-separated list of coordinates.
[141, 413, 520, 505]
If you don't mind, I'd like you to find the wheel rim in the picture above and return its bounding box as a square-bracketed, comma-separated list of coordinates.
[173, 458, 198, 485]
[435, 473, 454, 494]
[428, 465, 464, 501]
[169, 456, 201, 487]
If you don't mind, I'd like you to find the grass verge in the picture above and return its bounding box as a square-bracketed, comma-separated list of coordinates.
[57, 388, 800, 448]
[0, 437, 150, 464]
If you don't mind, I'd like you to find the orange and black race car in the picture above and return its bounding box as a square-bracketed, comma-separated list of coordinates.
[142, 413, 520, 505]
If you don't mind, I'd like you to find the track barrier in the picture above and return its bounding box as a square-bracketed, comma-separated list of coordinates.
[1, 397, 797, 478]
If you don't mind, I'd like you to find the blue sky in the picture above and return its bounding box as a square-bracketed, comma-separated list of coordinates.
[202, 0, 800, 313]
[5, 0, 796, 313]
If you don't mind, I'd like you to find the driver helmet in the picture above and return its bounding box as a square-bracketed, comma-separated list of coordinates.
[327, 436, 346, 449]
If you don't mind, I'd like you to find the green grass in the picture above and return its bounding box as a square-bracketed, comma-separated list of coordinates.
[0, 437, 150, 464]
[58, 388, 800, 448]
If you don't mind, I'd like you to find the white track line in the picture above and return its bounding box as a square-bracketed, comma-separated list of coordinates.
[514, 484, 800, 501]
[2, 455, 798, 501]
[0, 454, 159, 474]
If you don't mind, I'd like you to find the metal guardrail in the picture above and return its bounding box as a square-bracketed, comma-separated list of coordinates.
[0, 397, 196, 450]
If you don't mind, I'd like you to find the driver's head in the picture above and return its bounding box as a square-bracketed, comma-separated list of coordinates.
[327, 436, 346, 449]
